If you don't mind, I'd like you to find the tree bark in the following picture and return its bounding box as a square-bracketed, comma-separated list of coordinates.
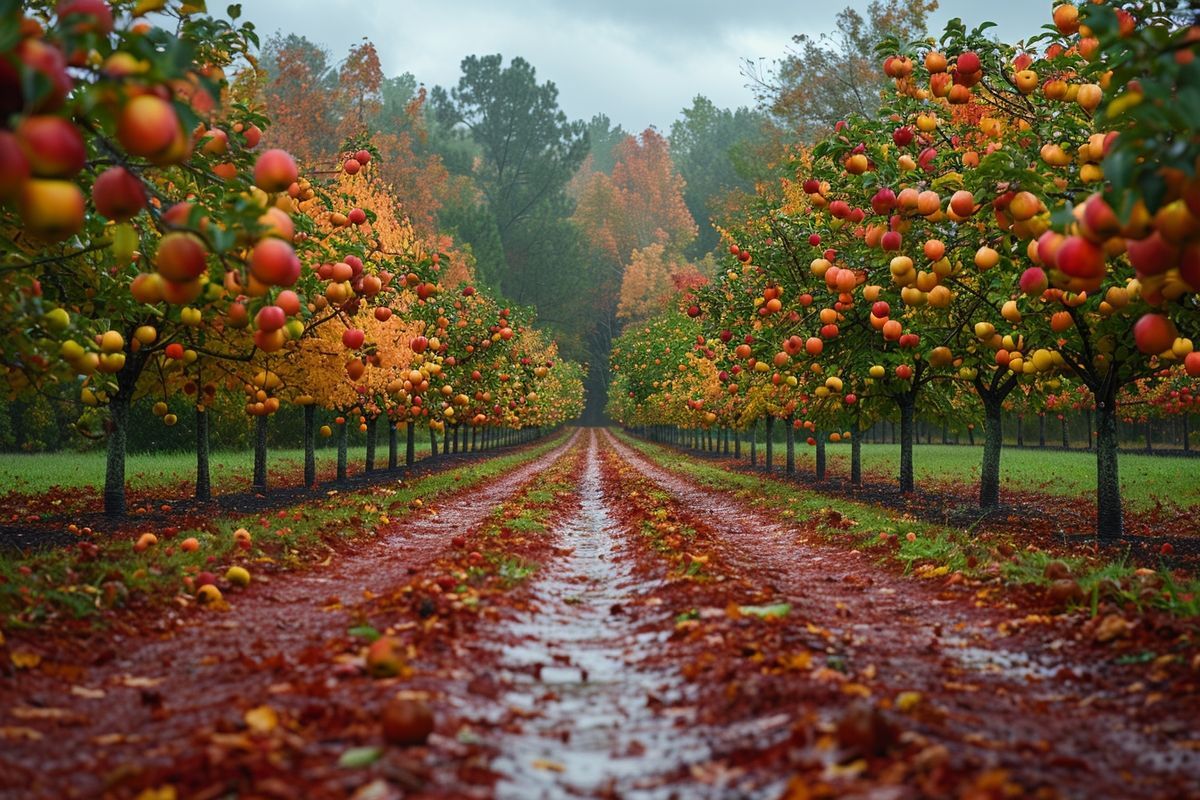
[195, 406, 211, 501]
[750, 420, 757, 467]
[899, 395, 915, 493]
[785, 417, 795, 475]
[1016, 414, 1024, 448]
[1039, 413, 1046, 447]
[406, 421, 415, 466]
[429, 426, 437, 459]
[734, 428, 741, 459]
[303, 405, 316, 487]
[337, 419, 348, 483]
[1096, 387, 1123, 542]
[851, 431, 861, 486]
[1061, 416, 1069, 449]
[365, 416, 377, 472]
[1145, 419, 1153, 453]
[765, 416, 774, 472]
[980, 398, 1003, 508]
[388, 421, 398, 469]
[252, 414, 268, 493]
[815, 431, 826, 481]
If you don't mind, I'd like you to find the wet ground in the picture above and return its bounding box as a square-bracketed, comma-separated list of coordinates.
[1, 428, 1198, 799]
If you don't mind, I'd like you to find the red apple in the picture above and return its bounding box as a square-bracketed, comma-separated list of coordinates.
[249, 238, 300, 287]
[155, 232, 208, 282]
[255, 305, 286, 332]
[0, 131, 31, 202]
[15, 115, 86, 177]
[1133, 314, 1177, 355]
[342, 328, 365, 349]
[92, 166, 146, 221]
[253, 149, 298, 192]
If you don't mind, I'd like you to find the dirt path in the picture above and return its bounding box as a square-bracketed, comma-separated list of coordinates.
[3, 427, 1199, 799]
[0, 432, 581, 799]
[603, 429, 1200, 799]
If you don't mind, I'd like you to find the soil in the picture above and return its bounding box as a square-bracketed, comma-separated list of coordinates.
[1, 428, 1197, 799]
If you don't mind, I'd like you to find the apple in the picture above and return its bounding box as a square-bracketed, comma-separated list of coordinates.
[19, 179, 85, 240]
[155, 232, 208, 282]
[196, 584, 223, 604]
[411, 335, 429, 353]
[896, 364, 913, 380]
[134, 532, 158, 552]
[180, 537, 200, 552]
[249, 238, 300, 286]
[343, 158, 361, 174]
[381, 697, 434, 746]
[1133, 314, 1177, 355]
[253, 149, 298, 192]
[255, 305, 286, 332]
[0, 132, 30, 201]
[1014, 69, 1038, 94]
[342, 328, 365, 349]
[881, 231, 902, 251]
[1053, 3, 1080, 35]
[956, 51, 981, 74]
[1184, 351, 1200, 377]
[892, 126, 914, 146]
[92, 166, 147, 221]
[15, 115, 86, 177]
[949, 190, 976, 217]
[366, 636, 406, 678]
[1125, 231, 1180, 276]
[872, 301, 890, 317]
[117, 94, 180, 158]
[348, 207, 367, 225]
[1019, 267, 1048, 295]
[871, 187, 897, 215]
[14, 38, 73, 113]
[225, 565, 250, 587]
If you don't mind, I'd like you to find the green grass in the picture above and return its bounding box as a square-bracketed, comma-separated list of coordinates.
[753, 442, 1200, 512]
[0, 441, 438, 496]
[0, 434, 567, 628]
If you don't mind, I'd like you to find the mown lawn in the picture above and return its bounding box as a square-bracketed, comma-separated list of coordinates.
[756, 442, 1200, 512]
[0, 441, 435, 496]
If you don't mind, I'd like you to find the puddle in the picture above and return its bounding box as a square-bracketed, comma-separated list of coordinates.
[489, 432, 724, 799]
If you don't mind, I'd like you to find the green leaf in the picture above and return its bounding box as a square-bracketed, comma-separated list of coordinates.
[348, 625, 380, 642]
[338, 746, 383, 768]
[739, 602, 791, 619]
[227, 3, 240, 19]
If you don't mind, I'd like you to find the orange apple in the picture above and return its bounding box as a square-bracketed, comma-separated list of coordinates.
[19, 178, 84, 239]
[253, 148, 298, 192]
[117, 94, 180, 158]
[155, 231, 208, 282]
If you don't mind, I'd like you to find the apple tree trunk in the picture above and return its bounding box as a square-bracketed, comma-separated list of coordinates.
[980, 398, 1003, 509]
[365, 416, 377, 472]
[337, 420, 348, 484]
[750, 420, 757, 467]
[303, 405, 316, 487]
[406, 421, 415, 467]
[252, 414, 268, 493]
[815, 431, 826, 481]
[1096, 389, 1123, 542]
[899, 395, 915, 494]
[765, 416, 774, 472]
[851, 432, 862, 486]
[195, 406, 211, 501]
[785, 416, 795, 475]
[1062, 417, 1070, 449]
[388, 421, 398, 469]
[429, 426, 437, 459]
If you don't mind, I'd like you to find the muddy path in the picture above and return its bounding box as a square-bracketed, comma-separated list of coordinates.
[0, 431, 582, 799]
[3, 427, 1199, 799]
[603, 429, 1200, 799]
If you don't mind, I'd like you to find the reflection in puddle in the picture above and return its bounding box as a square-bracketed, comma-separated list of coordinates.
[490, 433, 722, 799]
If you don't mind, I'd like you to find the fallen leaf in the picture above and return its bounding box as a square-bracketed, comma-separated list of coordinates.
[339, 746, 384, 768]
[10, 651, 41, 669]
[117, 675, 164, 688]
[71, 686, 106, 699]
[244, 705, 278, 735]
[0, 726, 44, 741]
[11, 706, 69, 720]
[532, 758, 565, 772]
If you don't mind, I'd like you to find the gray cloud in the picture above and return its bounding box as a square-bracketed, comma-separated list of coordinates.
[237, 0, 1050, 131]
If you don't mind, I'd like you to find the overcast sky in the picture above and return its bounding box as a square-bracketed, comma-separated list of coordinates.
[239, 0, 1051, 132]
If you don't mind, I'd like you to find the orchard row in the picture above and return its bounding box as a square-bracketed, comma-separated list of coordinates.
[0, 1, 585, 514]
[609, 1, 1199, 541]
